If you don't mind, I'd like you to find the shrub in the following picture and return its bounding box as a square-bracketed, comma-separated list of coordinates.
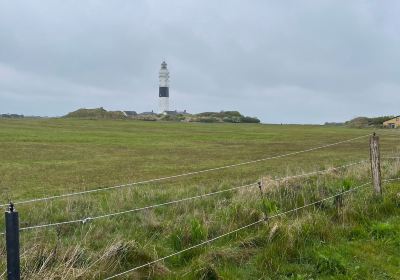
[345, 117, 370, 128]
[223, 116, 241, 123]
[65, 108, 126, 119]
[240, 116, 261, 123]
[160, 114, 185, 121]
[136, 115, 158, 121]
[199, 117, 220, 123]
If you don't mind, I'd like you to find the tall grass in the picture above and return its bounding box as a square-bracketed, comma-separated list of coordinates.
[0, 160, 398, 279]
[0, 119, 399, 279]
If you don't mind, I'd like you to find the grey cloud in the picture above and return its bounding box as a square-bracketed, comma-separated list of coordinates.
[0, 0, 399, 123]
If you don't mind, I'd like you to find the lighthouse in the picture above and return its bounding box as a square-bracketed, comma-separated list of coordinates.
[158, 61, 170, 113]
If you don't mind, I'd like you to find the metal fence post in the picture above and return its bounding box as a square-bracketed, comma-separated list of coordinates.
[5, 202, 20, 280]
[369, 132, 382, 195]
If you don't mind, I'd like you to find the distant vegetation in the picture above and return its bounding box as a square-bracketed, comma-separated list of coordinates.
[64, 107, 126, 119]
[324, 116, 395, 128]
[194, 111, 260, 123]
[64, 108, 261, 123]
[345, 116, 394, 128]
[0, 113, 24, 118]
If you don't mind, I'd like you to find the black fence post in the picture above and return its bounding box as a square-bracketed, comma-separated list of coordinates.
[5, 202, 20, 280]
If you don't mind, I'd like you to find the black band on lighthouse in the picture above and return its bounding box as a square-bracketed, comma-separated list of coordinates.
[159, 87, 169, 97]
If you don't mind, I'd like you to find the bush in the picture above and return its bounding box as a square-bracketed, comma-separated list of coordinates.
[223, 116, 241, 123]
[240, 116, 260, 123]
[346, 117, 369, 128]
[199, 117, 221, 123]
[194, 111, 260, 123]
[160, 114, 185, 121]
[65, 107, 126, 119]
[136, 115, 158, 121]
[197, 111, 242, 118]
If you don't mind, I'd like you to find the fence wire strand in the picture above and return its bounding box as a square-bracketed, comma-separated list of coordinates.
[107, 179, 395, 279]
[0, 134, 369, 208]
[9, 159, 367, 234]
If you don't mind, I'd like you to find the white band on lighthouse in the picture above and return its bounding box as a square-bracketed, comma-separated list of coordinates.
[159, 97, 169, 114]
[159, 61, 170, 113]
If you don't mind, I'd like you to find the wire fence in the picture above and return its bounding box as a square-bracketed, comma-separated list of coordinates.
[1, 133, 399, 280]
[105, 178, 400, 279]
[2, 159, 366, 235]
[0, 134, 369, 208]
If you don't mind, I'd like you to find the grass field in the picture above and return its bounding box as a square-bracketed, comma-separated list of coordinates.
[0, 118, 399, 279]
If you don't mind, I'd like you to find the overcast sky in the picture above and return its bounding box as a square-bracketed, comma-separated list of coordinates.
[0, 1, 399, 123]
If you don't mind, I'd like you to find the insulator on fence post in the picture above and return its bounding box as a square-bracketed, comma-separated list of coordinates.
[5, 202, 20, 280]
[370, 132, 382, 195]
[257, 177, 264, 199]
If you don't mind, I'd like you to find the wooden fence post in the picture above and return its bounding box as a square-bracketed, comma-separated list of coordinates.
[369, 133, 382, 195]
[5, 202, 20, 280]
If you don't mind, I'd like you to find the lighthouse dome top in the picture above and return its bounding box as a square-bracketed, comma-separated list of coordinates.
[159, 61, 169, 77]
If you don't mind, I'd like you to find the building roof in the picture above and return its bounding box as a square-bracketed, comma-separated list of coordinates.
[383, 115, 400, 123]
[123, 111, 137, 116]
[141, 111, 155, 115]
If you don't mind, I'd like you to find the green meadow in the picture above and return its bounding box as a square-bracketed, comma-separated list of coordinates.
[0, 118, 399, 279]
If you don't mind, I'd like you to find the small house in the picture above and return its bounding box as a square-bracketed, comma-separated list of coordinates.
[383, 116, 400, 128]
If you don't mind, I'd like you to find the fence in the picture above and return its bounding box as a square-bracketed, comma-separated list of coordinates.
[2, 133, 399, 280]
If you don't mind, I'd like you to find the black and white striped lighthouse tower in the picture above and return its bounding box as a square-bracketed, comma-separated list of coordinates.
[158, 61, 170, 113]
